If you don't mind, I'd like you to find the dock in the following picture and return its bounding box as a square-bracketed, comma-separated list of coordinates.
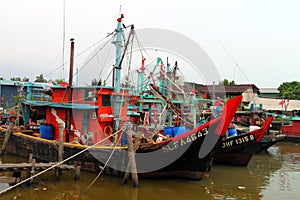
[0, 162, 74, 171]
[0, 154, 80, 185]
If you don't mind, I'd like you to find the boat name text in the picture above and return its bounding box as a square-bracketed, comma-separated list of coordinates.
[221, 134, 255, 148]
[163, 128, 208, 152]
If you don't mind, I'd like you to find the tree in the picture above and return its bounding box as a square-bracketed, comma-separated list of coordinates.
[53, 79, 65, 85]
[22, 77, 30, 82]
[219, 79, 235, 86]
[35, 74, 47, 83]
[278, 81, 300, 99]
[0, 77, 4, 80]
[10, 77, 21, 81]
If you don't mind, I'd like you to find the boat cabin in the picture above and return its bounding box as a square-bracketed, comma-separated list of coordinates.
[22, 83, 131, 145]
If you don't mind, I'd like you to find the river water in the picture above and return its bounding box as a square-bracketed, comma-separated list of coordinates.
[0, 142, 299, 200]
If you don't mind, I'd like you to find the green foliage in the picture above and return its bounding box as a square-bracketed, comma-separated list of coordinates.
[53, 79, 65, 85]
[0, 77, 4, 80]
[219, 79, 235, 86]
[10, 77, 21, 81]
[22, 77, 30, 82]
[35, 74, 47, 83]
[278, 81, 300, 99]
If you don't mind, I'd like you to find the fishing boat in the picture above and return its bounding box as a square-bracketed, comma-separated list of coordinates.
[231, 118, 285, 154]
[213, 117, 274, 166]
[281, 117, 300, 143]
[0, 14, 242, 180]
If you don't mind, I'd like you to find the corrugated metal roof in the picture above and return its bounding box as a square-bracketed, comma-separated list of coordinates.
[259, 88, 279, 94]
[186, 83, 259, 94]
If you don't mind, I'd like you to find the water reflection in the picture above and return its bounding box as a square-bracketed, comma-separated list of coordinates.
[0, 142, 299, 200]
[260, 142, 300, 200]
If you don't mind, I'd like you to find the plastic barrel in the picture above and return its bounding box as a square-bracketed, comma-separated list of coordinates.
[173, 126, 189, 137]
[121, 131, 128, 146]
[226, 127, 237, 138]
[40, 124, 54, 140]
[164, 126, 174, 137]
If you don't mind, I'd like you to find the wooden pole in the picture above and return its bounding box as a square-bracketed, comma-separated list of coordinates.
[56, 123, 64, 177]
[74, 166, 81, 181]
[29, 159, 36, 185]
[66, 38, 75, 142]
[125, 129, 139, 187]
[58, 123, 64, 162]
[122, 162, 130, 184]
[0, 121, 14, 156]
[28, 153, 33, 163]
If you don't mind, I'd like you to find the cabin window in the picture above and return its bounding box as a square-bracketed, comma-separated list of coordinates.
[102, 95, 111, 106]
[84, 90, 93, 101]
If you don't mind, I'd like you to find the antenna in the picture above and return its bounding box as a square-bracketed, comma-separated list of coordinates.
[62, 0, 66, 80]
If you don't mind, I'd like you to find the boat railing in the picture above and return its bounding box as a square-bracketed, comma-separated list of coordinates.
[26, 88, 52, 102]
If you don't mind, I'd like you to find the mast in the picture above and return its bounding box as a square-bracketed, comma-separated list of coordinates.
[159, 60, 165, 95]
[138, 57, 146, 93]
[111, 14, 124, 139]
[111, 14, 135, 140]
[112, 14, 124, 91]
[66, 38, 75, 142]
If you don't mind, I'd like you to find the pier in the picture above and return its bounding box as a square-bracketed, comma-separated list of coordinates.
[0, 154, 79, 185]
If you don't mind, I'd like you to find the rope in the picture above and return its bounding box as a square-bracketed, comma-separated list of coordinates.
[0, 130, 122, 195]
[45, 34, 114, 78]
[83, 88, 128, 192]
[73, 37, 114, 80]
[83, 129, 123, 193]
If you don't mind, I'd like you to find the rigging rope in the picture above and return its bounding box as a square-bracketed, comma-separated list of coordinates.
[45, 34, 114, 78]
[83, 129, 123, 193]
[83, 84, 128, 193]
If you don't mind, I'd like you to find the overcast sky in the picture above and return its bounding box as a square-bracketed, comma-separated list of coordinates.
[0, 0, 299, 87]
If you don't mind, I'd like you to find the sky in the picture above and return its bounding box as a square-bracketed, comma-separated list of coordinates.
[0, 0, 299, 88]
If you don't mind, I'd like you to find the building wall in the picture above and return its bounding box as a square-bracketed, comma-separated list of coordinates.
[242, 87, 258, 103]
[0, 84, 18, 109]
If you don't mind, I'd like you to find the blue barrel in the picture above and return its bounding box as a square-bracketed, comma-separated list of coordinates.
[173, 126, 190, 137]
[226, 127, 237, 138]
[164, 126, 174, 137]
[40, 124, 53, 140]
[121, 130, 128, 146]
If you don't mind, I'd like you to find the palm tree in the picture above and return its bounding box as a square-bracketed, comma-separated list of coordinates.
[35, 74, 47, 83]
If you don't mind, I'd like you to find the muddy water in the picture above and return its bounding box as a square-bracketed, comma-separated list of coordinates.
[0, 142, 299, 200]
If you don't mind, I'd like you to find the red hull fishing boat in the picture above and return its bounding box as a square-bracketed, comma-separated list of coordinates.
[1, 14, 242, 180]
[213, 117, 274, 166]
[282, 117, 300, 143]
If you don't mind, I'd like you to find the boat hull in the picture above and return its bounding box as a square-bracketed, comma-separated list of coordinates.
[213, 133, 257, 166]
[3, 126, 221, 180]
[254, 135, 285, 153]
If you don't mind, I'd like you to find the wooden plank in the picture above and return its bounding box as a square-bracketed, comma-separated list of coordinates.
[0, 176, 17, 184]
[0, 163, 74, 171]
